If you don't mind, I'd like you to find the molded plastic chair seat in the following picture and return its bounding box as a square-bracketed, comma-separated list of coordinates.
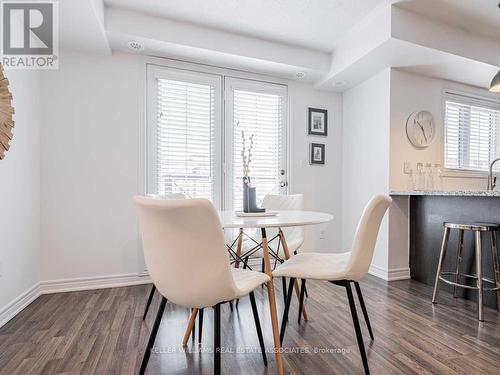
[273, 252, 351, 280]
[134, 197, 270, 374]
[231, 268, 270, 297]
[271, 195, 392, 375]
[142, 193, 186, 321]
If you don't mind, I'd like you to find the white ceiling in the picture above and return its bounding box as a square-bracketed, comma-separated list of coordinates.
[59, 0, 110, 54]
[56, 0, 500, 91]
[396, 0, 500, 41]
[104, 0, 387, 52]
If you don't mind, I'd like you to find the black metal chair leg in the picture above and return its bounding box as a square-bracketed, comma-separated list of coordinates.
[280, 277, 296, 344]
[354, 282, 374, 341]
[281, 277, 287, 306]
[191, 308, 196, 341]
[249, 291, 268, 366]
[346, 282, 370, 375]
[198, 308, 204, 344]
[304, 283, 309, 298]
[298, 279, 306, 324]
[261, 259, 266, 288]
[142, 285, 156, 320]
[229, 300, 234, 312]
[139, 296, 167, 375]
[214, 304, 221, 375]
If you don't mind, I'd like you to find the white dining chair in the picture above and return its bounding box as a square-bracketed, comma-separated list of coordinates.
[272, 194, 392, 375]
[134, 196, 270, 375]
[142, 193, 186, 320]
[241, 194, 304, 268]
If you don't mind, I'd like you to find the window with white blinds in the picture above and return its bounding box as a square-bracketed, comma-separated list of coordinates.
[155, 79, 215, 198]
[147, 65, 288, 210]
[230, 88, 285, 211]
[444, 92, 500, 173]
[147, 67, 222, 205]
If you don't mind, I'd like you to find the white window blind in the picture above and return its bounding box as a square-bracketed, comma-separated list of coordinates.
[231, 88, 285, 211]
[154, 77, 216, 199]
[147, 66, 288, 211]
[444, 93, 500, 172]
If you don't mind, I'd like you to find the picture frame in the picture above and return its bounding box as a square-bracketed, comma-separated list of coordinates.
[308, 107, 328, 136]
[310, 143, 325, 165]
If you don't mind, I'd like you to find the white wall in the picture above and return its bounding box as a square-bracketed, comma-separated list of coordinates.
[288, 82, 342, 252]
[0, 70, 41, 321]
[39, 50, 342, 282]
[390, 69, 499, 191]
[40, 52, 142, 281]
[342, 69, 391, 274]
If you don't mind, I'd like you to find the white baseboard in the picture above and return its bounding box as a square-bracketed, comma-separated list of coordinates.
[0, 283, 42, 328]
[386, 267, 411, 281]
[0, 272, 152, 329]
[40, 273, 152, 294]
[369, 264, 411, 281]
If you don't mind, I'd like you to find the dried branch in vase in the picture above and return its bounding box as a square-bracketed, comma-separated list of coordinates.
[240, 128, 254, 186]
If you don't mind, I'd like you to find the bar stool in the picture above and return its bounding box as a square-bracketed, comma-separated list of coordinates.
[432, 222, 500, 321]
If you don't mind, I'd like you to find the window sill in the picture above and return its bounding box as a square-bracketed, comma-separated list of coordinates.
[441, 168, 495, 179]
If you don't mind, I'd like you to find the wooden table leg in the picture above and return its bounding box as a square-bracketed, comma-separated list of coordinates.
[235, 228, 243, 268]
[182, 308, 198, 346]
[279, 229, 308, 321]
[261, 228, 284, 375]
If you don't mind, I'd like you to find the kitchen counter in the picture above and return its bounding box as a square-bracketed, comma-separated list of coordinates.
[390, 190, 500, 197]
[396, 193, 500, 308]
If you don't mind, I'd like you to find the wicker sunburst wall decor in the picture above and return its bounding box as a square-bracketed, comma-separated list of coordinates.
[0, 64, 14, 160]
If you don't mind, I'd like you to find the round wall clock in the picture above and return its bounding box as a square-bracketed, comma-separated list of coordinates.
[0, 65, 14, 160]
[406, 110, 435, 149]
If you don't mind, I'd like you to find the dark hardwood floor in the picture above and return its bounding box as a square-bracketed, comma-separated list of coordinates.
[1, 274, 499, 374]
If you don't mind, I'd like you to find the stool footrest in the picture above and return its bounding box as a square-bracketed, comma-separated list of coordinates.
[439, 272, 500, 291]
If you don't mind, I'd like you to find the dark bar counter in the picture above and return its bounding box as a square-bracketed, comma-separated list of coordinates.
[391, 191, 500, 309]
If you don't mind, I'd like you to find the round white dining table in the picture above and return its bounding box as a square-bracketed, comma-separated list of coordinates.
[219, 209, 333, 374]
[217, 210, 334, 228]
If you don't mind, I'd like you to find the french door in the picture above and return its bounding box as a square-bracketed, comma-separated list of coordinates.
[146, 65, 288, 210]
[223, 77, 288, 211]
[146, 65, 223, 207]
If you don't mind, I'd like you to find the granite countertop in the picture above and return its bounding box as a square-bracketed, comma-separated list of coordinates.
[390, 190, 500, 197]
